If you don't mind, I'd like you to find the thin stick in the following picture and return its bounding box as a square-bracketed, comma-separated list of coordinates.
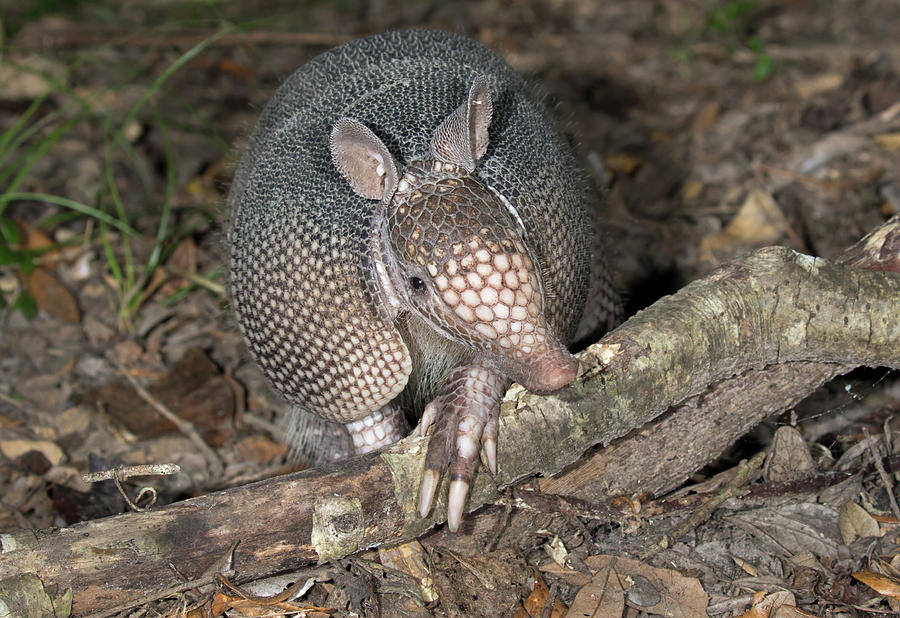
[108, 353, 224, 482]
[863, 428, 900, 522]
[640, 451, 766, 560]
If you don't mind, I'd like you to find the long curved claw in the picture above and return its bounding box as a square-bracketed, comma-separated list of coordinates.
[416, 364, 506, 531]
[482, 414, 498, 474]
[412, 400, 439, 438]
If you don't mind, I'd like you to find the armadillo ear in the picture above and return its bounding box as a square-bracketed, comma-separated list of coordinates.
[431, 75, 493, 172]
[330, 117, 399, 201]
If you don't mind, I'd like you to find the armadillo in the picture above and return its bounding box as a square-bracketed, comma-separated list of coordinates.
[226, 29, 616, 531]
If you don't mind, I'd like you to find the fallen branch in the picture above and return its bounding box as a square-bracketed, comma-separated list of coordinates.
[540, 215, 900, 500]
[0, 217, 897, 616]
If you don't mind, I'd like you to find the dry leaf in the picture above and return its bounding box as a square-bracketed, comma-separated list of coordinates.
[838, 501, 881, 544]
[379, 539, 437, 603]
[773, 605, 823, 617]
[726, 503, 843, 560]
[852, 570, 900, 599]
[170, 576, 331, 617]
[78, 348, 235, 447]
[739, 591, 817, 618]
[691, 101, 720, 133]
[543, 535, 568, 566]
[0, 54, 66, 99]
[520, 573, 550, 617]
[69, 251, 94, 281]
[568, 560, 625, 617]
[538, 560, 591, 587]
[234, 435, 286, 464]
[874, 132, 900, 150]
[739, 590, 770, 618]
[24, 268, 81, 323]
[700, 189, 792, 262]
[547, 598, 567, 617]
[723, 190, 791, 244]
[733, 555, 758, 576]
[43, 466, 92, 493]
[0, 414, 23, 429]
[750, 590, 797, 616]
[604, 152, 642, 175]
[583, 555, 708, 617]
[792, 74, 843, 99]
[16, 219, 59, 269]
[0, 439, 64, 465]
[54, 406, 94, 437]
[871, 514, 899, 524]
[790, 551, 824, 571]
[766, 426, 816, 482]
[218, 57, 253, 80]
[168, 237, 198, 273]
[681, 179, 704, 202]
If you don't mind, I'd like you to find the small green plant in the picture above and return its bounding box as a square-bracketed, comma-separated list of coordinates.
[0, 216, 37, 317]
[746, 34, 774, 81]
[706, 1, 759, 34]
[0, 25, 233, 327]
[709, 1, 774, 80]
[674, 0, 775, 81]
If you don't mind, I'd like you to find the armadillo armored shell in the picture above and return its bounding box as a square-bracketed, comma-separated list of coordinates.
[226, 29, 592, 427]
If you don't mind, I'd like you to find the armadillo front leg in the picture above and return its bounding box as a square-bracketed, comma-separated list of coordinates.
[345, 403, 409, 454]
[414, 363, 507, 531]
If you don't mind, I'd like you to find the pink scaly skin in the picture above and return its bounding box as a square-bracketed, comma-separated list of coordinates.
[413, 364, 505, 531]
[343, 341, 576, 531]
[345, 403, 409, 453]
[413, 354, 575, 530]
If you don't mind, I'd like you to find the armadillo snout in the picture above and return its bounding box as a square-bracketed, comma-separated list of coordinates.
[427, 242, 578, 393]
[518, 345, 578, 393]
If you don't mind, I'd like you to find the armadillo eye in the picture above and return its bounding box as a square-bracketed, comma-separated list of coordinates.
[408, 276, 427, 293]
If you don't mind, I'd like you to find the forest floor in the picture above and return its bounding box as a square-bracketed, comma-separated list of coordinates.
[1, 1, 899, 616]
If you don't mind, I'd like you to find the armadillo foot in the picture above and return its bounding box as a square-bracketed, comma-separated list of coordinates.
[416, 364, 506, 531]
[345, 403, 408, 454]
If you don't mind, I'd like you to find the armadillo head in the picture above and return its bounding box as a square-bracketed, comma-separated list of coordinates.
[330, 77, 577, 393]
[383, 165, 576, 392]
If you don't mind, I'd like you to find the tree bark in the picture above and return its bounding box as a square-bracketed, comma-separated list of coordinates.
[1, 217, 898, 616]
[540, 216, 899, 500]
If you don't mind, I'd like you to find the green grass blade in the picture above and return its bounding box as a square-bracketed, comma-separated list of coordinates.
[0, 105, 68, 178]
[0, 90, 53, 159]
[103, 137, 135, 290]
[144, 102, 175, 279]
[118, 26, 235, 138]
[0, 112, 84, 199]
[99, 218, 124, 296]
[0, 192, 138, 236]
